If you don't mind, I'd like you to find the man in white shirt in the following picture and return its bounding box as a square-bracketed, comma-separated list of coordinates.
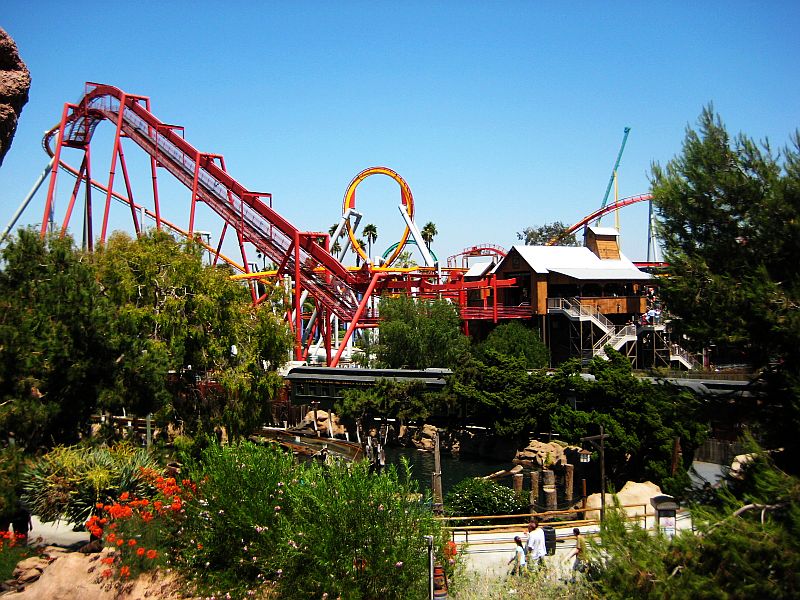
[525, 518, 547, 570]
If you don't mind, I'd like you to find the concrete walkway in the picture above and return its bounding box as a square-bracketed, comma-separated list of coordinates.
[453, 509, 695, 578]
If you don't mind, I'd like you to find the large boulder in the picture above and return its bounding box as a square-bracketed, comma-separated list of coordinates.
[513, 439, 582, 470]
[301, 409, 346, 437]
[583, 480, 662, 522]
[6, 548, 195, 599]
[0, 27, 31, 167]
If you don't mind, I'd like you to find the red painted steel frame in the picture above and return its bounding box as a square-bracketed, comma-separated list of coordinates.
[41, 83, 387, 362]
[549, 193, 653, 245]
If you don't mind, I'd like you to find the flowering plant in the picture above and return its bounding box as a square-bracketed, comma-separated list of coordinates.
[84, 467, 195, 579]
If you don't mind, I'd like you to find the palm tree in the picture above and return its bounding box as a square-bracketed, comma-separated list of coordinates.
[421, 221, 438, 249]
[395, 250, 416, 268]
[328, 223, 342, 257]
[363, 223, 378, 261]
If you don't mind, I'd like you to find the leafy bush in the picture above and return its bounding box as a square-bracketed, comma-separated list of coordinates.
[445, 477, 526, 519]
[21, 443, 159, 527]
[179, 441, 449, 599]
[587, 448, 800, 599]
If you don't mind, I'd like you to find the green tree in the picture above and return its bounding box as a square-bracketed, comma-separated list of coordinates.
[394, 250, 416, 268]
[376, 295, 469, 370]
[651, 107, 800, 464]
[362, 223, 378, 261]
[477, 321, 549, 369]
[421, 221, 438, 249]
[517, 221, 580, 246]
[94, 230, 292, 439]
[0, 229, 112, 448]
[588, 442, 800, 599]
[652, 107, 800, 366]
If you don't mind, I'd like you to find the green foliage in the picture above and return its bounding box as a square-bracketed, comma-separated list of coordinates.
[445, 477, 526, 519]
[95, 230, 292, 438]
[0, 229, 111, 448]
[588, 444, 800, 599]
[0, 228, 292, 450]
[0, 446, 26, 517]
[652, 108, 800, 366]
[517, 221, 580, 246]
[651, 107, 800, 466]
[452, 351, 558, 439]
[376, 295, 469, 369]
[20, 443, 159, 527]
[452, 350, 706, 492]
[336, 378, 444, 423]
[175, 440, 447, 600]
[476, 321, 549, 369]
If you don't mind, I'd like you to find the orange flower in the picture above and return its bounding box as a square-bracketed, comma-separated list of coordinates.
[102, 569, 113, 578]
[119, 565, 130, 578]
[146, 549, 157, 560]
[136, 547, 145, 557]
[116, 538, 125, 547]
[128, 539, 137, 546]
[101, 557, 114, 565]
[197, 543, 203, 550]
[120, 491, 130, 501]
[95, 502, 104, 510]
[107, 533, 117, 543]
[140, 511, 153, 523]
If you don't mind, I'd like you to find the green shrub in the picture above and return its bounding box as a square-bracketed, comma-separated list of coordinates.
[21, 443, 159, 527]
[445, 477, 526, 519]
[175, 440, 449, 600]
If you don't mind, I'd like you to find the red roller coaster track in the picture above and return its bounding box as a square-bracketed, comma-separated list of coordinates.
[40, 83, 398, 362]
[548, 193, 653, 245]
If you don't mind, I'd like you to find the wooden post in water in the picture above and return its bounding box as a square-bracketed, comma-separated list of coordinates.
[432, 432, 444, 515]
[565, 464, 574, 503]
[542, 469, 555, 488]
[529, 471, 540, 512]
[544, 485, 557, 511]
[581, 478, 587, 519]
[513, 472, 523, 494]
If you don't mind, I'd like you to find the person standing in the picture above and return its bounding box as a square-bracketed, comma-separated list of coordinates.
[525, 518, 547, 570]
[508, 535, 527, 576]
[568, 527, 586, 580]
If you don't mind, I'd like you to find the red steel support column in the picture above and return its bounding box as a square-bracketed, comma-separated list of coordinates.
[145, 99, 162, 231]
[41, 103, 72, 238]
[60, 152, 87, 237]
[189, 151, 201, 235]
[101, 93, 128, 243]
[117, 145, 141, 234]
[294, 232, 303, 361]
[331, 272, 383, 367]
[84, 144, 94, 251]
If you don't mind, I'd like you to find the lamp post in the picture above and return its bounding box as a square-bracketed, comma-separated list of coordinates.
[581, 425, 609, 521]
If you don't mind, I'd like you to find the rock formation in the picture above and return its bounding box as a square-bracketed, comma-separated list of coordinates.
[513, 439, 582, 470]
[2, 546, 193, 599]
[0, 27, 31, 167]
[582, 480, 662, 522]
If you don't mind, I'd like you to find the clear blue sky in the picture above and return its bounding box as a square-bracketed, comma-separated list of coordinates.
[2, 1, 799, 263]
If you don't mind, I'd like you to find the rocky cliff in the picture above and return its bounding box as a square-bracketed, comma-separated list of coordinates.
[0, 28, 31, 167]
